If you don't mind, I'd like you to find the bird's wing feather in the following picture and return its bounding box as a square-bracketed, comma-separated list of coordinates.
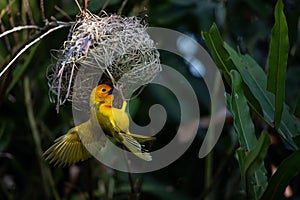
[111, 108, 130, 132]
[43, 126, 91, 167]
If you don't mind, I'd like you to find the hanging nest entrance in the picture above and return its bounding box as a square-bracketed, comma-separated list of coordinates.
[47, 10, 161, 112]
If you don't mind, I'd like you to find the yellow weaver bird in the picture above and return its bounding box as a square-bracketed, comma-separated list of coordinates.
[43, 84, 154, 167]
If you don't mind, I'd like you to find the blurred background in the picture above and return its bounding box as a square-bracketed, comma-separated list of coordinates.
[0, 0, 300, 199]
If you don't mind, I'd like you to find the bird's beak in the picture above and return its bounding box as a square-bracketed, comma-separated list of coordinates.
[108, 89, 113, 95]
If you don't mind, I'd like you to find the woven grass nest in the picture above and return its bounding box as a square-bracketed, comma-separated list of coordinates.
[47, 10, 161, 111]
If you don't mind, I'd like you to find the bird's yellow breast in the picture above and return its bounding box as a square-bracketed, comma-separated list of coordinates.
[97, 105, 130, 135]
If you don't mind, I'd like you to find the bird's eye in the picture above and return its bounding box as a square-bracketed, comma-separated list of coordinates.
[102, 88, 106, 92]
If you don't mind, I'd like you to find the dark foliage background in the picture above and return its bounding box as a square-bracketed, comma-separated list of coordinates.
[0, 0, 300, 199]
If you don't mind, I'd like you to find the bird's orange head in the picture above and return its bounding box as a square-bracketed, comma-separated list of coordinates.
[90, 84, 114, 106]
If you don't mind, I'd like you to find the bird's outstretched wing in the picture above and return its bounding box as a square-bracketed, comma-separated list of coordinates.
[43, 125, 91, 167]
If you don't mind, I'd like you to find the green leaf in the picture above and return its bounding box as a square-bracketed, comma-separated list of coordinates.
[5, 43, 40, 96]
[267, 0, 289, 129]
[294, 90, 300, 118]
[0, 122, 13, 151]
[224, 44, 299, 149]
[243, 131, 270, 199]
[230, 71, 268, 199]
[230, 70, 257, 150]
[236, 132, 270, 200]
[202, 24, 264, 121]
[203, 23, 299, 148]
[201, 23, 234, 83]
[236, 148, 247, 191]
[261, 148, 300, 200]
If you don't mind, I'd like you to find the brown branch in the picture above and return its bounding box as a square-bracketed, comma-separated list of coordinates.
[101, 0, 111, 11]
[40, 0, 46, 22]
[75, 0, 83, 13]
[0, 19, 12, 53]
[24, 0, 35, 25]
[118, 0, 128, 14]
[6, 0, 18, 42]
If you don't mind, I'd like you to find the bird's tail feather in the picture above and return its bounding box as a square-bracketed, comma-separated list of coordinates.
[130, 133, 156, 143]
[121, 133, 152, 161]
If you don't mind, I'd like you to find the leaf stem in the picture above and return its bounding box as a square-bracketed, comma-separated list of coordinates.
[24, 77, 60, 200]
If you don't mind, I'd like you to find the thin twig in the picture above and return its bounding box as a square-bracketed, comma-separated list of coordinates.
[24, 0, 35, 25]
[24, 77, 48, 194]
[75, 0, 83, 13]
[118, 0, 128, 14]
[40, 0, 46, 22]
[0, 152, 13, 159]
[0, 23, 70, 78]
[128, 172, 136, 197]
[0, 19, 12, 53]
[130, 85, 145, 100]
[54, 5, 73, 21]
[199, 149, 236, 199]
[24, 77, 60, 200]
[101, 0, 111, 11]
[87, 161, 95, 200]
[7, 0, 18, 42]
[6, 1, 19, 42]
[0, 25, 41, 39]
[84, 0, 89, 11]
[121, 147, 136, 194]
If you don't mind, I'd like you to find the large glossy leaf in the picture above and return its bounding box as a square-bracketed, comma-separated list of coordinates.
[261, 148, 300, 200]
[230, 70, 268, 199]
[236, 149, 247, 192]
[201, 23, 234, 83]
[225, 44, 299, 149]
[237, 132, 270, 200]
[242, 131, 269, 200]
[294, 90, 300, 118]
[202, 24, 263, 119]
[267, 0, 289, 129]
[230, 70, 257, 150]
[203, 24, 299, 148]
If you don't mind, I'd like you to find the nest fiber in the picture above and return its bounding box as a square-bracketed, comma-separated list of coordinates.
[47, 11, 161, 110]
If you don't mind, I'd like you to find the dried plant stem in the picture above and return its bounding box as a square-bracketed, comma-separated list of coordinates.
[0, 23, 70, 78]
[101, 0, 111, 11]
[24, 77, 60, 200]
[199, 150, 235, 199]
[0, 19, 12, 53]
[0, 25, 41, 38]
[54, 5, 72, 21]
[204, 74, 223, 200]
[204, 151, 213, 200]
[7, 1, 18, 42]
[118, 0, 128, 14]
[24, 0, 35, 25]
[75, 0, 83, 13]
[121, 147, 138, 198]
[40, 0, 46, 21]
[84, 0, 89, 10]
